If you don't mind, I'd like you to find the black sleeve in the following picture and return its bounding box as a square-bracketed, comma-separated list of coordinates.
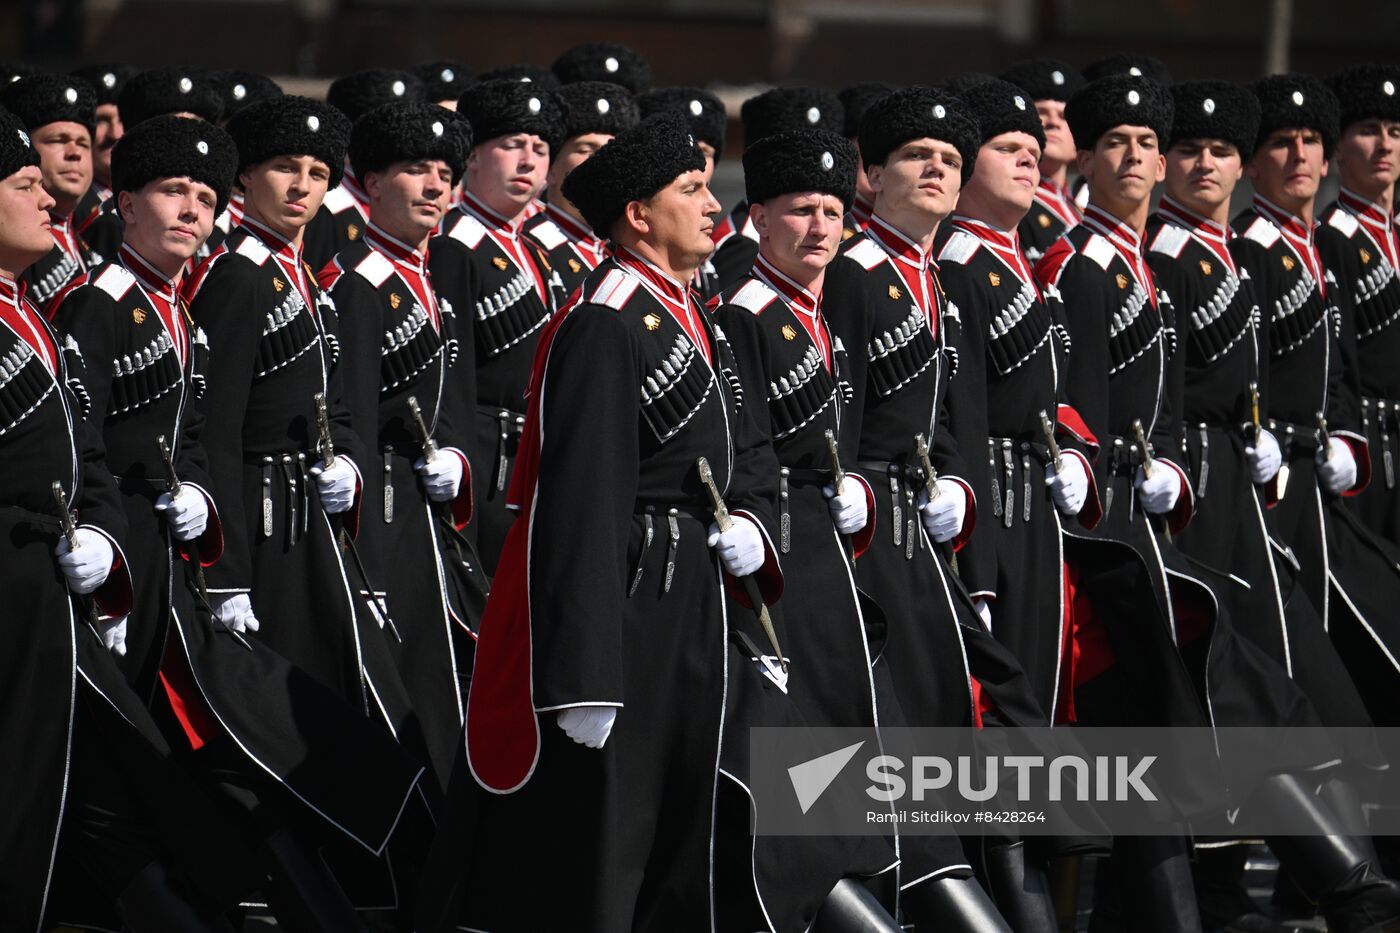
[1043, 256, 1115, 490]
[429, 237, 483, 469]
[1318, 228, 1365, 436]
[49, 286, 117, 425]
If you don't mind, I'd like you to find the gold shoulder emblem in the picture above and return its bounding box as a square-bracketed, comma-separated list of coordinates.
[492, 256, 509, 271]
[131, 307, 146, 325]
[1199, 259, 1212, 276]
[842, 227, 855, 241]
[567, 258, 583, 274]
[272, 277, 285, 293]
[1281, 255, 1296, 272]
[643, 313, 661, 331]
[987, 271, 1002, 287]
[888, 285, 902, 301]
[389, 293, 401, 309]
[780, 323, 798, 341]
[1360, 248, 1372, 265]
[1037, 213, 1052, 228]
[346, 224, 360, 242]
[1115, 273, 1129, 290]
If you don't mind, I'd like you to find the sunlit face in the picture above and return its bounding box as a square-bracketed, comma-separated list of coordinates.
[867, 137, 963, 219]
[963, 131, 1041, 217]
[1164, 138, 1242, 216]
[119, 176, 218, 269]
[31, 121, 92, 215]
[239, 153, 332, 240]
[0, 165, 57, 267]
[466, 133, 549, 218]
[1334, 120, 1400, 193]
[1077, 124, 1165, 208]
[1246, 128, 1327, 207]
[365, 159, 453, 243]
[547, 132, 612, 196]
[621, 168, 721, 269]
[92, 103, 123, 186]
[751, 190, 845, 282]
[1035, 100, 1075, 164]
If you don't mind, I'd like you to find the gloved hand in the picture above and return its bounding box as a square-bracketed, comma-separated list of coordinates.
[707, 515, 766, 577]
[414, 453, 463, 502]
[98, 615, 127, 656]
[918, 479, 967, 543]
[823, 482, 868, 535]
[1245, 429, 1282, 484]
[1045, 456, 1089, 516]
[1316, 437, 1358, 495]
[310, 457, 357, 514]
[210, 592, 260, 634]
[55, 527, 114, 594]
[1135, 464, 1181, 515]
[972, 597, 992, 631]
[557, 706, 617, 749]
[155, 486, 209, 541]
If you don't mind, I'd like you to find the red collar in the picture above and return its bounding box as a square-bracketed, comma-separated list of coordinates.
[226, 190, 246, 225]
[867, 212, 935, 270]
[118, 243, 180, 298]
[1080, 203, 1156, 303]
[241, 215, 302, 266]
[365, 221, 429, 267]
[1337, 187, 1400, 269]
[1253, 194, 1325, 289]
[751, 253, 820, 317]
[0, 271, 56, 372]
[1156, 196, 1237, 275]
[544, 201, 597, 245]
[613, 247, 711, 364]
[850, 195, 874, 229]
[1034, 180, 1081, 228]
[459, 189, 527, 240]
[341, 169, 369, 209]
[949, 215, 1038, 287]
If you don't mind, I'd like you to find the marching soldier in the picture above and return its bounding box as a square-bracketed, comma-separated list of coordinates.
[550, 41, 652, 94]
[999, 59, 1085, 263]
[70, 63, 135, 258]
[1319, 64, 1400, 549]
[454, 111, 785, 932]
[415, 61, 473, 110]
[523, 80, 638, 297]
[429, 77, 565, 573]
[3, 73, 103, 312]
[837, 81, 896, 236]
[320, 101, 482, 792]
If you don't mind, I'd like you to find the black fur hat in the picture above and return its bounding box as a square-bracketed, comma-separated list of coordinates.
[838, 82, 897, 139]
[226, 96, 351, 188]
[349, 102, 471, 184]
[475, 64, 560, 90]
[561, 111, 706, 237]
[1082, 54, 1172, 85]
[1329, 64, 1400, 133]
[551, 43, 652, 95]
[1065, 75, 1174, 151]
[415, 61, 474, 103]
[1, 73, 96, 135]
[743, 128, 856, 210]
[0, 109, 41, 180]
[1168, 80, 1260, 158]
[741, 86, 843, 147]
[118, 67, 224, 126]
[1252, 73, 1340, 159]
[457, 78, 565, 152]
[944, 72, 998, 97]
[956, 77, 1047, 149]
[557, 81, 640, 144]
[637, 87, 727, 160]
[327, 69, 423, 123]
[216, 70, 283, 121]
[857, 85, 981, 183]
[70, 64, 137, 106]
[112, 114, 238, 215]
[1000, 59, 1084, 104]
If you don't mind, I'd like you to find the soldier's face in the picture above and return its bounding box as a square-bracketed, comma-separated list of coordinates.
[466, 133, 549, 218]
[239, 154, 332, 238]
[0, 166, 57, 270]
[1164, 139, 1242, 214]
[31, 121, 92, 215]
[1035, 100, 1075, 165]
[629, 168, 721, 268]
[1245, 129, 1327, 207]
[962, 131, 1041, 220]
[547, 132, 612, 197]
[1077, 125, 1164, 209]
[119, 177, 217, 270]
[751, 191, 845, 280]
[93, 103, 122, 185]
[1334, 120, 1400, 194]
[867, 137, 963, 219]
[365, 159, 452, 242]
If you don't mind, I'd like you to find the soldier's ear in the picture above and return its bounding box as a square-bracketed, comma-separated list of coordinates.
[622, 198, 649, 236]
[749, 201, 767, 237]
[1074, 148, 1094, 181]
[116, 189, 136, 226]
[866, 161, 883, 194]
[362, 170, 381, 200]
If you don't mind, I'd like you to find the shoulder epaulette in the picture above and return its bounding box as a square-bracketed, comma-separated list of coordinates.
[448, 212, 488, 249]
[1148, 222, 1190, 259]
[92, 264, 136, 301]
[527, 219, 568, 251]
[322, 185, 359, 216]
[844, 237, 887, 271]
[936, 230, 980, 266]
[1326, 208, 1360, 237]
[1080, 234, 1116, 271]
[726, 278, 780, 315]
[1242, 216, 1281, 249]
[353, 250, 396, 287]
[587, 269, 641, 310]
[234, 235, 272, 266]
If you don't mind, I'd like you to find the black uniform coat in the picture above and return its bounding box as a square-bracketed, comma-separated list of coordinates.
[522, 200, 608, 301]
[323, 224, 487, 792]
[22, 214, 102, 314]
[1017, 180, 1080, 265]
[460, 250, 786, 932]
[302, 173, 369, 276]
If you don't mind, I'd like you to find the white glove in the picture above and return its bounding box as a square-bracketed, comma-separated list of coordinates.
[98, 615, 128, 656]
[414, 453, 463, 502]
[557, 706, 617, 749]
[55, 527, 114, 594]
[972, 597, 992, 631]
[823, 482, 868, 536]
[1245, 429, 1282, 485]
[310, 457, 357, 514]
[1316, 437, 1358, 495]
[1045, 456, 1089, 516]
[918, 479, 968, 543]
[210, 592, 260, 634]
[155, 487, 209, 541]
[1135, 464, 1181, 515]
[707, 515, 766, 577]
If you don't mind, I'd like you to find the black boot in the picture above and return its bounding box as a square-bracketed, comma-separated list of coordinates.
[900, 874, 1012, 932]
[1114, 836, 1203, 933]
[982, 841, 1058, 933]
[117, 860, 237, 933]
[1260, 774, 1400, 933]
[262, 829, 367, 933]
[811, 878, 903, 933]
[1192, 844, 1288, 933]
